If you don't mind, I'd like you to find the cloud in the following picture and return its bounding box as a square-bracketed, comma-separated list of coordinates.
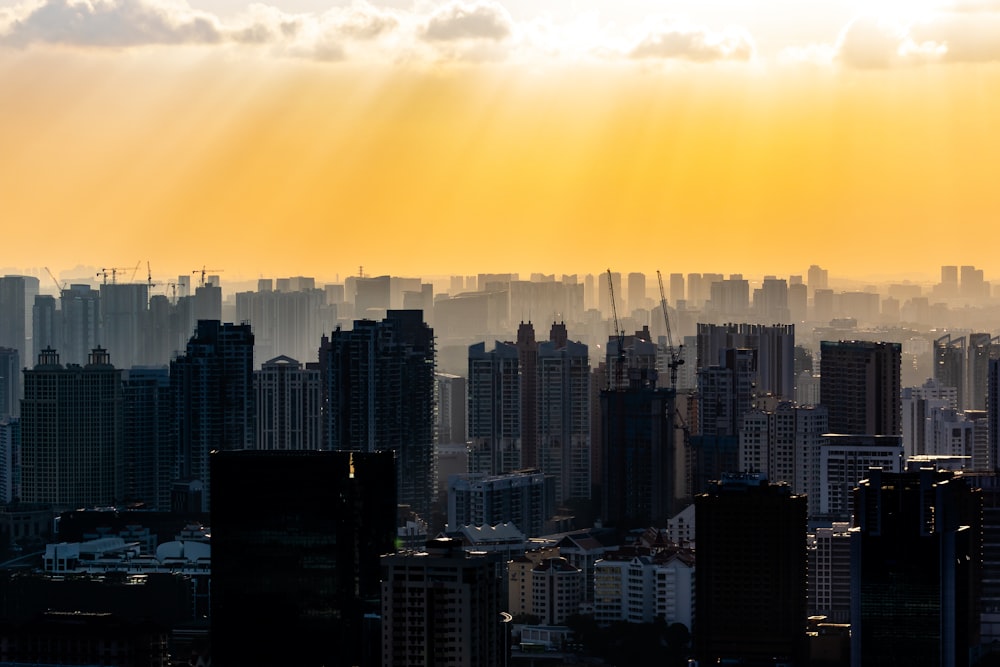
[421, 1, 512, 42]
[628, 23, 755, 63]
[0, 0, 223, 48]
[833, 8, 1000, 68]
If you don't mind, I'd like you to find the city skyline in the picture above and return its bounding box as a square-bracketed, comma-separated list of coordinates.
[3, 0, 1000, 280]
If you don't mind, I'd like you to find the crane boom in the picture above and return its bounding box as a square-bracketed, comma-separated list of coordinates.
[607, 269, 626, 390]
[656, 270, 684, 389]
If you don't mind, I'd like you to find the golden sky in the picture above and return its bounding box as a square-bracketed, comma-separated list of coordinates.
[2, 0, 1000, 284]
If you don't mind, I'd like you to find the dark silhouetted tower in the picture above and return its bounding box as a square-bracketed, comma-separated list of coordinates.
[212, 449, 396, 667]
[171, 320, 255, 512]
[319, 310, 435, 519]
[851, 467, 980, 667]
[695, 474, 807, 665]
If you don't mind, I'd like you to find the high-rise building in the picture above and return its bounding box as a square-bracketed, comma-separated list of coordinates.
[695, 474, 807, 665]
[0, 348, 19, 420]
[171, 320, 255, 512]
[0, 277, 26, 373]
[808, 264, 829, 295]
[236, 285, 333, 366]
[820, 340, 901, 436]
[318, 310, 436, 519]
[516, 322, 538, 468]
[808, 522, 852, 624]
[0, 418, 20, 504]
[601, 381, 678, 527]
[627, 272, 646, 313]
[851, 467, 981, 667]
[935, 333, 966, 410]
[669, 273, 685, 306]
[967, 333, 998, 411]
[435, 373, 466, 445]
[817, 434, 903, 521]
[20, 347, 123, 509]
[468, 340, 521, 475]
[122, 366, 173, 510]
[447, 470, 553, 537]
[697, 348, 755, 438]
[755, 276, 790, 323]
[60, 284, 101, 366]
[212, 449, 396, 667]
[991, 358, 1000, 472]
[100, 283, 149, 369]
[537, 323, 590, 503]
[696, 323, 795, 400]
[255, 356, 321, 451]
[381, 538, 506, 667]
[532, 557, 584, 625]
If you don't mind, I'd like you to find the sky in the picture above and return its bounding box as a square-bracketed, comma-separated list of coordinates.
[2, 0, 1000, 285]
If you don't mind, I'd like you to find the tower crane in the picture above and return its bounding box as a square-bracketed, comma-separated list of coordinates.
[656, 270, 684, 390]
[97, 267, 132, 285]
[44, 267, 66, 294]
[607, 268, 626, 390]
[192, 267, 225, 288]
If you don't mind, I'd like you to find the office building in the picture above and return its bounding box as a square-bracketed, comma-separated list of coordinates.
[820, 340, 901, 436]
[851, 467, 980, 667]
[695, 474, 807, 666]
[318, 310, 436, 519]
[255, 355, 321, 451]
[381, 538, 506, 667]
[212, 449, 396, 667]
[171, 320, 255, 512]
[20, 347, 123, 508]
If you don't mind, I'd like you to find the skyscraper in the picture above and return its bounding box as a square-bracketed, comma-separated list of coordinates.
[601, 380, 677, 528]
[319, 310, 436, 519]
[537, 322, 590, 503]
[696, 323, 795, 401]
[20, 347, 124, 508]
[851, 467, 980, 667]
[122, 366, 173, 510]
[381, 538, 507, 667]
[695, 474, 807, 665]
[820, 340, 901, 436]
[171, 320, 255, 512]
[934, 333, 966, 411]
[212, 449, 396, 667]
[60, 284, 101, 366]
[0, 348, 19, 420]
[100, 282, 149, 369]
[0, 276, 26, 371]
[468, 340, 521, 475]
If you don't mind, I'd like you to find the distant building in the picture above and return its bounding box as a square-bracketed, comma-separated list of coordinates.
[212, 450, 396, 667]
[0, 347, 19, 420]
[695, 474, 807, 666]
[381, 538, 507, 667]
[20, 347, 123, 509]
[808, 522, 852, 624]
[100, 283, 149, 369]
[817, 434, 904, 521]
[468, 340, 522, 475]
[594, 546, 694, 628]
[820, 340, 901, 436]
[447, 470, 553, 537]
[254, 355, 321, 451]
[532, 557, 584, 625]
[435, 373, 467, 445]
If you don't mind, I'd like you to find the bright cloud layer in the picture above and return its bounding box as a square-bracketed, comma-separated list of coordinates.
[2, 0, 1000, 67]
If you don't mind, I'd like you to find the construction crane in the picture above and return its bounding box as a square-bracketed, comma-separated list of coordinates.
[656, 270, 684, 389]
[97, 267, 132, 285]
[607, 268, 626, 390]
[192, 267, 225, 288]
[129, 260, 142, 283]
[44, 267, 66, 294]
